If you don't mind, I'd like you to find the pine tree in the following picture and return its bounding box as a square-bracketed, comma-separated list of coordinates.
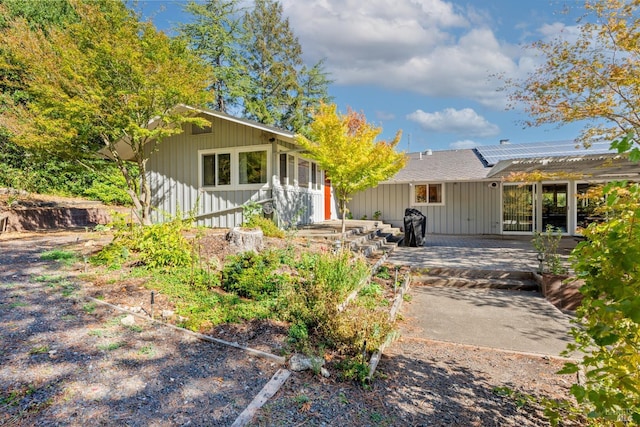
[241, 0, 302, 129]
[180, 0, 247, 114]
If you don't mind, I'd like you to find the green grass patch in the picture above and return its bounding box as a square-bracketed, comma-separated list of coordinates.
[125, 324, 143, 333]
[82, 302, 96, 314]
[28, 345, 49, 355]
[138, 345, 155, 356]
[9, 300, 28, 308]
[40, 249, 78, 266]
[97, 342, 125, 351]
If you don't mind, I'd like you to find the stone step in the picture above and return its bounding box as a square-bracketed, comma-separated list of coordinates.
[414, 275, 539, 291]
[418, 267, 534, 281]
[352, 232, 405, 258]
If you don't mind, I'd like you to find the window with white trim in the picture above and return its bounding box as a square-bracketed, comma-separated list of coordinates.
[298, 159, 310, 187]
[202, 152, 231, 187]
[199, 146, 269, 189]
[412, 183, 444, 205]
[239, 150, 267, 184]
[276, 151, 321, 190]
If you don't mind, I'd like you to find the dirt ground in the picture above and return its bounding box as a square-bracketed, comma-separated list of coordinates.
[0, 229, 582, 426]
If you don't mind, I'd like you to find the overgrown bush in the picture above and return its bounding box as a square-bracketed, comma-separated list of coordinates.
[278, 251, 371, 348]
[0, 138, 131, 205]
[92, 213, 194, 269]
[221, 250, 293, 300]
[244, 215, 285, 238]
[242, 200, 284, 237]
[555, 181, 640, 425]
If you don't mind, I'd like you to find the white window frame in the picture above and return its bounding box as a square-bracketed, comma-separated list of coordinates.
[199, 145, 271, 191]
[411, 182, 445, 206]
[276, 149, 322, 191]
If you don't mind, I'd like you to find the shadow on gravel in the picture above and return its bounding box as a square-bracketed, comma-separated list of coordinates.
[0, 276, 279, 427]
[251, 347, 556, 427]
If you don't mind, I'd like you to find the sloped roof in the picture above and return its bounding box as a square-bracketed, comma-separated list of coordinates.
[474, 140, 615, 167]
[487, 152, 639, 179]
[384, 149, 489, 183]
[106, 104, 296, 161]
[386, 140, 637, 184]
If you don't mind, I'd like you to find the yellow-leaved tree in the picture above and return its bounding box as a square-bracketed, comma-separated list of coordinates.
[296, 103, 406, 235]
[510, 1, 640, 423]
[510, 0, 640, 158]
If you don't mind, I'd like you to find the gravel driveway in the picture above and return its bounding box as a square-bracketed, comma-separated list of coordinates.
[0, 232, 582, 426]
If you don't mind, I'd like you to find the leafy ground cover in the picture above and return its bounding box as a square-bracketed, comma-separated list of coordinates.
[83, 219, 403, 382]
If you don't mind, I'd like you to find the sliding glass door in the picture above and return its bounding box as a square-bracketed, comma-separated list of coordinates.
[503, 184, 534, 232]
[542, 183, 568, 232]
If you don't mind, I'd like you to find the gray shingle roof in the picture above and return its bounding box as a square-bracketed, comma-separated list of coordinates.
[385, 149, 489, 183]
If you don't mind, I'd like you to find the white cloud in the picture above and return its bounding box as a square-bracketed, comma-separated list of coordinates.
[450, 139, 479, 149]
[281, 0, 526, 108]
[406, 108, 500, 137]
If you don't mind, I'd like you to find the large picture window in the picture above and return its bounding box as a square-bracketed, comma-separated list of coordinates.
[200, 146, 268, 189]
[239, 150, 267, 184]
[413, 183, 444, 205]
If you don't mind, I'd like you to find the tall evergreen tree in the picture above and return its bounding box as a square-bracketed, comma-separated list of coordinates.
[241, 0, 302, 130]
[182, 0, 332, 133]
[180, 0, 247, 114]
[287, 59, 333, 136]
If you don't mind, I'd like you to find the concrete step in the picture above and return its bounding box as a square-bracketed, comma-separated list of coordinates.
[352, 231, 405, 258]
[418, 267, 534, 281]
[414, 275, 539, 291]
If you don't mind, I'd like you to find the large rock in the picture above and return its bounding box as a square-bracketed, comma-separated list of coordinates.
[288, 353, 325, 372]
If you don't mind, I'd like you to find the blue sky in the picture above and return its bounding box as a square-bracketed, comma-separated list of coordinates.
[137, 0, 589, 153]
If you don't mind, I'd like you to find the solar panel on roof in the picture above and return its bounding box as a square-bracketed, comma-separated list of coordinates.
[474, 140, 615, 166]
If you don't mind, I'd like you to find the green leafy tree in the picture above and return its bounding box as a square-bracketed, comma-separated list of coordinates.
[179, 0, 248, 113]
[0, 0, 213, 224]
[510, 0, 640, 159]
[0, 0, 77, 30]
[296, 103, 406, 234]
[558, 177, 640, 425]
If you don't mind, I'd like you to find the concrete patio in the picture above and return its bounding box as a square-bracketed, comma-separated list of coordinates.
[387, 234, 580, 272]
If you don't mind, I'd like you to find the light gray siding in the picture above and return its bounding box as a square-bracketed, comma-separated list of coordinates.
[348, 181, 501, 235]
[147, 115, 323, 228]
[273, 186, 324, 226]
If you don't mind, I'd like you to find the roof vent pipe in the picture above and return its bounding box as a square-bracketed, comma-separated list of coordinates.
[426, 149, 433, 155]
[500, 139, 510, 145]
[419, 151, 423, 160]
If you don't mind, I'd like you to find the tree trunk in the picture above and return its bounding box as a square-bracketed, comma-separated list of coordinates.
[340, 199, 347, 235]
[226, 227, 264, 253]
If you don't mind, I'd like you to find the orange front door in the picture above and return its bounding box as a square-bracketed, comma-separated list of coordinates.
[324, 177, 332, 220]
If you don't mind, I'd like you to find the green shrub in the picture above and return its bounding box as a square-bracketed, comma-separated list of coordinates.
[221, 250, 292, 300]
[322, 303, 394, 356]
[336, 357, 370, 385]
[135, 219, 194, 269]
[244, 215, 285, 238]
[0, 138, 133, 205]
[555, 181, 640, 425]
[92, 213, 194, 269]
